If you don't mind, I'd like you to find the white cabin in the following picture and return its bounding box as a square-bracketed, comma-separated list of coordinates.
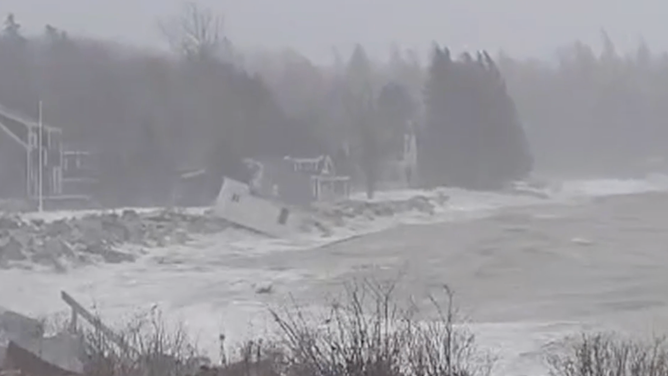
[213, 177, 309, 238]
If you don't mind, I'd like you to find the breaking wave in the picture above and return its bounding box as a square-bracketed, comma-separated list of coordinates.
[3, 174, 668, 375]
[344, 173, 668, 227]
[557, 173, 668, 198]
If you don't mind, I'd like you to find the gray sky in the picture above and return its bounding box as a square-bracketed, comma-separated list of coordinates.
[2, 0, 666, 62]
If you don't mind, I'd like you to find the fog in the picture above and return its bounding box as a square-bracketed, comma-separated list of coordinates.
[0, 0, 667, 208]
[3, 0, 668, 61]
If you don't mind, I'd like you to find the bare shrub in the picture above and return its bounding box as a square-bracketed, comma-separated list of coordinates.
[214, 339, 284, 376]
[270, 280, 493, 376]
[44, 282, 490, 376]
[77, 307, 204, 376]
[405, 286, 495, 376]
[547, 332, 668, 376]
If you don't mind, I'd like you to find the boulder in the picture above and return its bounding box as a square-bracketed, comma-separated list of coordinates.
[45, 220, 73, 238]
[0, 237, 26, 263]
[0, 217, 20, 230]
[0, 209, 234, 271]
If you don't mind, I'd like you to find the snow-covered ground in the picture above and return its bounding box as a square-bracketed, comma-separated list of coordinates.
[3, 174, 668, 375]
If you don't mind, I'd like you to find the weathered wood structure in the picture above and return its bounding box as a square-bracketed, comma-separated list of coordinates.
[0, 104, 95, 207]
[253, 154, 351, 206]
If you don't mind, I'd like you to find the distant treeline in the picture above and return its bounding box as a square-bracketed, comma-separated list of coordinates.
[0, 8, 662, 205]
[499, 33, 668, 177]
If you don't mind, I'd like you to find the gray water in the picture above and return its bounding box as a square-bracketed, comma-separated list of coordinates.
[264, 192, 668, 323]
[4, 191, 668, 376]
[248, 191, 668, 375]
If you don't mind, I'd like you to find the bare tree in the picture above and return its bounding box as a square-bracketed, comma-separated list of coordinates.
[158, 2, 230, 61]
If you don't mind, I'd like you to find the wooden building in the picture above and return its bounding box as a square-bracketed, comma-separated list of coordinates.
[0, 105, 63, 201]
[252, 154, 350, 206]
[0, 104, 95, 208]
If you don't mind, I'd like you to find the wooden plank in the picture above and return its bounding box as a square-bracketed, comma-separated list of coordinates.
[60, 291, 135, 356]
[0, 103, 61, 131]
[0, 121, 28, 149]
[40, 195, 91, 201]
[4, 341, 80, 376]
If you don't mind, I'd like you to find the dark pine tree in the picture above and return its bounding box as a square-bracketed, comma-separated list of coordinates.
[420, 45, 533, 190]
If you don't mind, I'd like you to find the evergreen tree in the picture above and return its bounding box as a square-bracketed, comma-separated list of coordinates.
[3, 14, 23, 41]
[421, 45, 533, 189]
[346, 45, 374, 96]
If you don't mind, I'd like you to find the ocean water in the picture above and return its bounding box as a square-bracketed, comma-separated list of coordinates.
[3, 174, 668, 375]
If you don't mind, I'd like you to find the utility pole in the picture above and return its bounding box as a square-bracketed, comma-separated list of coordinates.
[38, 100, 43, 212]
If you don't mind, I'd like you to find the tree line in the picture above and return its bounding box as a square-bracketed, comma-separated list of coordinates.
[1, 5, 661, 206]
[498, 32, 668, 177]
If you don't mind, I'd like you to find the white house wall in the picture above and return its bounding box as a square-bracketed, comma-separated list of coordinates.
[213, 177, 308, 238]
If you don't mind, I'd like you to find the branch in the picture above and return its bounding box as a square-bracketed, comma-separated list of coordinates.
[158, 2, 229, 60]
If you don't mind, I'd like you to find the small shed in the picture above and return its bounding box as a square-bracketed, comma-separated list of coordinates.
[213, 177, 309, 238]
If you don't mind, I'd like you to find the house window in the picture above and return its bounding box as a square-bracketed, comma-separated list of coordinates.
[231, 193, 241, 203]
[29, 131, 37, 147]
[277, 208, 289, 225]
